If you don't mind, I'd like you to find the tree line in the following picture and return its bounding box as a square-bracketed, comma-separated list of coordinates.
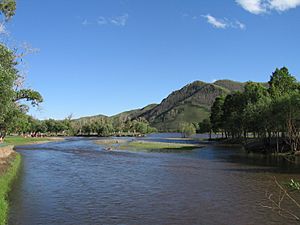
[205, 67, 300, 153]
[6, 114, 158, 138]
[71, 117, 157, 136]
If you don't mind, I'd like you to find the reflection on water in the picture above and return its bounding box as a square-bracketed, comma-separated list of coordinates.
[9, 135, 300, 225]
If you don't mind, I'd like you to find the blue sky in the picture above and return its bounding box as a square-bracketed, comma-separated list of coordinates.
[2, 0, 300, 119]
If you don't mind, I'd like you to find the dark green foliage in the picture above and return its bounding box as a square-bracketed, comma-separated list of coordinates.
[15, 89, 43, 107]
[0, 0, 16, 20]
[210, 67, 300, 153]
[210, 96, 225, 133]
[198, 119, 212, 134]
[269, 67, 298, 97]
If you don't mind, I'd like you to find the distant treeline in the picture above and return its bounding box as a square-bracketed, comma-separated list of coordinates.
[202, 67, 300, 153]
[8, 115, 158, 137]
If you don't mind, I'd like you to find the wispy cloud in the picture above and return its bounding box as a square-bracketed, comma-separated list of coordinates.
[81, 14, 129, 27]
[234, 20, 246, 29]
[236, 0, 300, 14]
[202, 14, 246, 30]
[203, 15, 227, 29]
[110, 14, 129, 26]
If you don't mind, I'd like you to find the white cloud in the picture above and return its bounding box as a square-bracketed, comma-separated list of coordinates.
[203, 14, 227, 29]
[236, 0, 267, 14]
[270, 0, 300, 11]
[110, 14, 129, 26]
[202, 15, 246, 30]
[236, 0, 300, 14]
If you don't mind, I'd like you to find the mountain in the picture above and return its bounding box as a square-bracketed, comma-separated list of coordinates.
[76, 80, 246, 131]
[110, 104, 158, 122]
[213, 80, 245, 92]
[137, 80, 244, 131]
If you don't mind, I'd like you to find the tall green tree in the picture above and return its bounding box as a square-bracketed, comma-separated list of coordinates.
[269, 67, 298, 98]
[198, 119, 212, 139]
[0, 44, 42, 141]
[210, 95, 225, 135]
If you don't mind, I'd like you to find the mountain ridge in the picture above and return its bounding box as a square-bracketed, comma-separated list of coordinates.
[76, 79, 246, 131]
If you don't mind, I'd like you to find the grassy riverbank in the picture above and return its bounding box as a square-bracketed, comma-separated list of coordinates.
[95, 139, 202, 151]
[4, 136, 64, 146]
[0, 153, 21, 225]
[122, 141, 201, 151]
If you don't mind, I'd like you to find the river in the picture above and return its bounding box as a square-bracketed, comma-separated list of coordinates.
[8, 135, 300, 225]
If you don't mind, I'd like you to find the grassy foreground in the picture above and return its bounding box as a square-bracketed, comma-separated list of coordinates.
[4, 136, 61, 146]
[0, 154, 21, 225]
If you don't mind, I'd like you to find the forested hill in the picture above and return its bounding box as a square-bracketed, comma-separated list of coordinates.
[137, 80, 245, 131]
[76, 80, 246, 132]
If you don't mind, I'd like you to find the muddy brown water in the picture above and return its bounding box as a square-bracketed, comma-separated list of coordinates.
[8, 135, 300, 225]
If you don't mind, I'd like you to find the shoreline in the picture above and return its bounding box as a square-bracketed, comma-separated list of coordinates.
[0, 136, 65, 225]
[0, 146, 21, 225]
[211, 138, 300, 157]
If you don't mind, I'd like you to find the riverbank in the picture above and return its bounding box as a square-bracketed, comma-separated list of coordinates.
[212, 137, 300, 157]
[0, 146, 21, 225]
[0, 136, 65, 224]
[3, 136, 65, 146]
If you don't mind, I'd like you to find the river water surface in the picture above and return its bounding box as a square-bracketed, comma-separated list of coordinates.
[9, 136, 300, 225]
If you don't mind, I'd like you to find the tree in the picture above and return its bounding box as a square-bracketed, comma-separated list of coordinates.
[269, 67, 298, 98]
[210, 95, 225, 135]
[198, 119, 212, 139]
[0, 44, 41, 141]
[209, 67, 300, 153]
[180, 123, 196, 138]
[221, 92, 246, 139]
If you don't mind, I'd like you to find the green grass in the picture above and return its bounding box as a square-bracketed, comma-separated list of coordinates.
[120, 141, 201, 151]
[0, 154, 21, 225]
[95, 139, 129, 145]
[4, 136, 52, 146]
[152, 104, 210, 131]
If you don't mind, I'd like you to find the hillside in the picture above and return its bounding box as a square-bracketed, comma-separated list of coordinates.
[76, 80, 246, 131]
[137, 80, 244, 131]
[213, 80, 245, 92]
